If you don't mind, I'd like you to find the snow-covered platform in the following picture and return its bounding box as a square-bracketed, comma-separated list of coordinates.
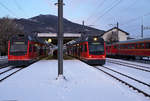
[0, 60, 149, 101]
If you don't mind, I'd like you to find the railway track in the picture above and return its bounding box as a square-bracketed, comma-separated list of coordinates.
[93, 66, 150, 98]
[107, 59, 150, 72]
[0, 68, 14, 75]
[0, 63, 9, 69]
[0, 66, 26, 82]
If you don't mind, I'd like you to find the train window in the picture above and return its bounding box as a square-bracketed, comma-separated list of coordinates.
[10, 44, 27, 53]
[121, 45, 124, 49]
[135, 44, 138, 49]
[84, 44, 87, 52]
[130, 44, 135, 49]
[145, 43, 150, 49]
[124, 44, 127, 49]
[119, 45, 122, 49]
[127, 44, 130, 49]
[81, 45, 83, 52]
[33, 46, 36, 52]
[140, 43, 145, 49]
[120, 44, 124, 49]
[29, 45, 32, 52]
[106, 47, 108, 50]
[115, 45, 117, 49]
[88, 42, 104, 55]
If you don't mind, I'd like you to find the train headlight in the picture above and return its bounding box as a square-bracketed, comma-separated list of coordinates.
[102, 56, 105, 58]
[89, 55, 92, 58]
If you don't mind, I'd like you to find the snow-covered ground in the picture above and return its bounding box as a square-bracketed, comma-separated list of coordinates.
[0, 60, 149, 101]
[0, 56, 8, 65]
[0, 56, 7, 59]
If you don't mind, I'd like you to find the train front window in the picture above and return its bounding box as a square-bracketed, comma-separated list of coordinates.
[10, 42, 28, 55]
[10, 44, 27, 52]
[88, 42, 104, 55]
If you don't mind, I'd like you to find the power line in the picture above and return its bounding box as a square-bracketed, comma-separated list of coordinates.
[121, 12, 150, 26]
[121, 0, 138, 11]
[0, 2, 17, 17]
[91, 0, 123, 25]
[104, 0, 138, 25]
[86, 0, 107, 22]
[14, 0, 28, 17]
[14, 0, 24, 11]
[87, 0, 116, 24]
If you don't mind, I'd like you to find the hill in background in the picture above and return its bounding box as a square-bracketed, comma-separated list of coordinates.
[15, 14, 105, 35]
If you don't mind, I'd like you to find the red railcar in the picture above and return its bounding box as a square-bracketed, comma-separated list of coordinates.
[8, 34, 48, 66]
[66, 35, 106, 65]
[106, 38, 150, 59]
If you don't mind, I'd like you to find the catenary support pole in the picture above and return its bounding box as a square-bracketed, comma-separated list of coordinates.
[57, 0, 64, 76]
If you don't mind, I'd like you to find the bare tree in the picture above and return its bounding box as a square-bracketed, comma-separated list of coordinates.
[0, 17, 24, 55]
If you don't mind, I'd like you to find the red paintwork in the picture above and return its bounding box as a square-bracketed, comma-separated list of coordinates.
[67, 40, 106, 64]
[106, 41, 150, 57]
[8, 40, 48, 64]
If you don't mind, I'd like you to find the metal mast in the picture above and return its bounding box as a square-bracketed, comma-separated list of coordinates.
[57, 0, 64, 76]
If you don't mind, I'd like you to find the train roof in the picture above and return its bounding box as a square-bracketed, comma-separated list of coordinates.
[66, 34, 104, 46]
[111, 38, 150, 45]
[10, 34, 46, 44]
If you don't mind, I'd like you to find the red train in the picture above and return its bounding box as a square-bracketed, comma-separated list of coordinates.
[8, 34, 49, 66]
[106, 38, 150, 59]
[66, 35, 106, 65]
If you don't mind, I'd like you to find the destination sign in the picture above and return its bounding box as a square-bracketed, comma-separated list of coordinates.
[14, 42, 25, 45]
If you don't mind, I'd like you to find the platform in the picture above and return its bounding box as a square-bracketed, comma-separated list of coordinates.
[0, 60, 148, 101]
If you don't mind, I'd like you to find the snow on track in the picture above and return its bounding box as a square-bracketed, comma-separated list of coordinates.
[105, 62, 150, 85]
[107, 58, 150, 69]
[96, 62, 150, 97]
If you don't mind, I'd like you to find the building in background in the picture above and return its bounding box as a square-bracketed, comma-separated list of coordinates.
[102, 27, 129, 43]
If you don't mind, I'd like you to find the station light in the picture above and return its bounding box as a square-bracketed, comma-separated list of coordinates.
[35, 44, 38, 47]
[94, 37, 98, 41]
[48, 38, 52, 43]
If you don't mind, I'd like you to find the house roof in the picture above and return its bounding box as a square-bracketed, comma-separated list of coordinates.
[102, 27, 129, 36]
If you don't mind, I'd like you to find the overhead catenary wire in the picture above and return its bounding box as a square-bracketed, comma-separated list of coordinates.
[87, 0, 118, 25]
[104, 0, 138, 27]
[0, 2, 17, 17]
[86, 0, 107, 22]
[121, 0, 138, 12]
[14, 0, 24, 12]
[120, 12, 150, 27]
[91, 0, 123, 25]
[14, 0, 28, 17]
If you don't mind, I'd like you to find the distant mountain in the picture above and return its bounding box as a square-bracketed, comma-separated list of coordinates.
[15, 14, 105, 35]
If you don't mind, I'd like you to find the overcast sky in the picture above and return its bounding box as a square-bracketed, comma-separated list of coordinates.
[0, 0, 150, 38]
